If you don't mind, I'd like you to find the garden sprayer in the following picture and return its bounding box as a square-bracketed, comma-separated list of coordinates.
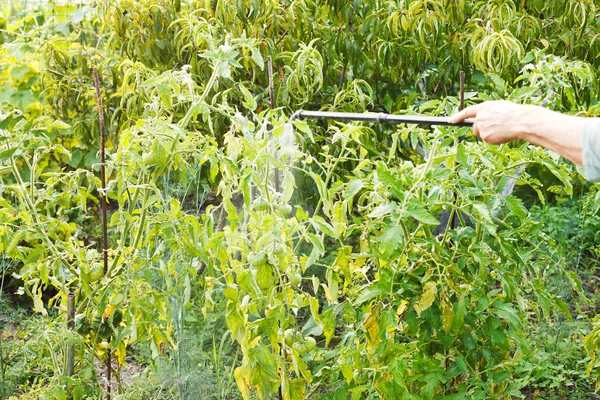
[290, 110, 474, 127]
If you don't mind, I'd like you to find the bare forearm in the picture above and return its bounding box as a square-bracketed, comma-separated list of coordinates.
[518, 106, 585, 166]
[449, 101, 600, 180]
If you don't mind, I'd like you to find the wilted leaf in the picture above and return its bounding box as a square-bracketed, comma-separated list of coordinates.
[414, 281, 437, 316]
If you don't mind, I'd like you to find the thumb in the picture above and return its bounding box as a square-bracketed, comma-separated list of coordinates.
[449, 104, 484, 124]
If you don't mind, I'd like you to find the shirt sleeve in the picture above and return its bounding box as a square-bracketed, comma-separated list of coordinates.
[580, 118, 600, 182]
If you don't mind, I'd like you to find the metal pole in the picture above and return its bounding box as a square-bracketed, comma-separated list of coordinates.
[66, 293, 75, 378]
[291, 110, 474, 127]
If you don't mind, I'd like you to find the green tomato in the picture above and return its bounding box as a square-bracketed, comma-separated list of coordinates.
[92, 314, 102, 329]
[98, 322, 112, 340]
[251, 252, 267, 267]
[88, 263, 104, 283]
[75, 314, 91, 336]
[284, 329, 303, 346]
[112, 309, 123, 327]
[292, 336, 316, 355]
[277, 204, 293, 216]
[289, 272, 302, 286]
[354, 370, 369, 384]
[253, 198, 269, 211]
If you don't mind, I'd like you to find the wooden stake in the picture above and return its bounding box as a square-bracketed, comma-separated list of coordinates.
[93, 67, 111, 400]
[93, 68, 108, 277]
[459, 70, 465, 111]
[66, 293, 75, 378]
[268, 56, 280, 193]
[268, 55, 275, 110]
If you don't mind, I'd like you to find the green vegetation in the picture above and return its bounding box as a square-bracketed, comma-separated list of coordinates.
[2, 0, 600, 398]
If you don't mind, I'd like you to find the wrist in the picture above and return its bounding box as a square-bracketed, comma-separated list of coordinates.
[517, 105, 550, 141]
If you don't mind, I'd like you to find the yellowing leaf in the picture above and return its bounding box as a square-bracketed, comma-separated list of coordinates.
[282, 377, 306, 400]
[396, 300, 408, 316]
[234, 365, 251, 400]
[414, 281, 437, 316]
[363, 305, 381, 346]
[442, 298, 454, 332]
[103, 304, 117, 319]
[115, 341, 127, 366]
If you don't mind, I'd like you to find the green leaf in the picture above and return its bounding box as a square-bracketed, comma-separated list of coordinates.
[311, 215, 337, 238]
[282, 377, 305, 400]
[406, 199, 439, 225]
[0, 147, 17, 162]
[456, 143, 467, 166]
[281, 169, 295, 203]
[354, 282, 390, 306]
[304, 246, 321, 270]
[376, 162, 396, 187]
[451, 298, 466, 334]
[239, 83, 257, 111]
[9, 90, 36, 110]
[472, 201, 496, 235]
[238, 269, 261, 297]
[378, 225, 404, 255]
[250, 47, 264, 70]
[294, 120, 314, 143]
[368, 203, 395, 219]
[345, 179, 363, 201]
[226, 300, 245, 343]
[301, 316, 323, 336]
[490, 329, 509, 350]
[309, 171, 331, 216]
[541, 158, 572, 196]
[307, 233, 324, 254]
[493, 301, 522, 331]
[552, 298, 573, 322]
[504, 196, 527, 220]
[256, 263, 277, 289]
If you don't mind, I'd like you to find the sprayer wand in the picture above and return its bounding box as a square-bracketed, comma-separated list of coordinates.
[291, 110, 474, 127]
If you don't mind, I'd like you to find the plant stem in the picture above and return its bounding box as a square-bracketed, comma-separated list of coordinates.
[180, 66, 218, 128]
[10, 160, 78, 276]
[313, 140, 347, 217]
[131, 190, 150, 251]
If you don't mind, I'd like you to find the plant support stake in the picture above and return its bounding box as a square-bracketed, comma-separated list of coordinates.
[93, 67, 111, 400]
[66, 293, 75, 378]
[291, 110, 474, 127]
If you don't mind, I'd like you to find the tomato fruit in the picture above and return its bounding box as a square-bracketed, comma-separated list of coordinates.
[88, 263, 104, 283]
[277, 204, 293, 216]
[250, 252, 267, 267]
[253, 198, 269, 211]
[75, 314, 91, 336]
[289, 272, 302, 286]
[284, 329, 303, 346]
[292, 336, 316, 355]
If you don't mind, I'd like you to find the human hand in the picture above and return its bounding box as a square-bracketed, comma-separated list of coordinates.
[449, 100, 534, 144]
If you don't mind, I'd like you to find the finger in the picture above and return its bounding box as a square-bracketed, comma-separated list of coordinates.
[472, 121, 480, 138]
[448, 103, 485, 124]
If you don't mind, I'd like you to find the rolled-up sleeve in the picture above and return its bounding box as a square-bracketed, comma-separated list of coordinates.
[581, 118, 600, 181]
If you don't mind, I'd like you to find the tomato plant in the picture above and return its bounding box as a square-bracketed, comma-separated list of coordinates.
[1, 0, 600, 398]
